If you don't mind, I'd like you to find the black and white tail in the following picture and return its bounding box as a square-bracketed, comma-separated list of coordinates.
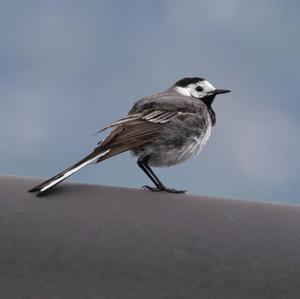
[29, 149, 110, 197]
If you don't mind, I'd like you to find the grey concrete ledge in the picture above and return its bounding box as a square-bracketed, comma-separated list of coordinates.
[0, 175, 300, 299]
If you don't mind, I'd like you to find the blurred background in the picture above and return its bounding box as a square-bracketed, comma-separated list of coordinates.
[1, 0, 299, 203]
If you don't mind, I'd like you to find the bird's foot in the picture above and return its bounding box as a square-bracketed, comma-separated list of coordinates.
[142, 185, 186, 194]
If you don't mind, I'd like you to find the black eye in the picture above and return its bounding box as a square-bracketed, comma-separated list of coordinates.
[196, 86, 203, 92]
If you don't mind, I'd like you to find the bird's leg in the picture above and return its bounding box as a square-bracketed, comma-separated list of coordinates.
[137, 158, 162, 190]
[137, 157, 186, 194]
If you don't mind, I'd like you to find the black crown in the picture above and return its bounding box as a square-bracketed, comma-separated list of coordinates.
[174, 77, 205, 87]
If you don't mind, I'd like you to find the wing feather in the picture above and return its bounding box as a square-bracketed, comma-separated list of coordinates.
[94, 119, 161, 163]
[91, 109, 197, 163]
[93, 109, 178, 135]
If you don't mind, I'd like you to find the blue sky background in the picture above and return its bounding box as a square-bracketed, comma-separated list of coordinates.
[1, 0, 299, 203]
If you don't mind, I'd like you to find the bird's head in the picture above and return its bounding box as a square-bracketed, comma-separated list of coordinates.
[174, 77, 230, 105]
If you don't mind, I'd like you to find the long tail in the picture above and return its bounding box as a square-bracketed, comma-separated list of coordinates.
[28, 149, 110, 197]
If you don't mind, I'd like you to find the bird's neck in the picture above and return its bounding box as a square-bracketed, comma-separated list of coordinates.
[207, 105, 216, 126]
[201, 95, 216, 126]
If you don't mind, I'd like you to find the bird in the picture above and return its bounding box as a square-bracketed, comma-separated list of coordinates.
[29, 77, 230, 197]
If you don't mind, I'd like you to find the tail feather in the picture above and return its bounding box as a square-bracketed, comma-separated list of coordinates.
[29, 119, 157, 197]
[29, 149, 110, 196]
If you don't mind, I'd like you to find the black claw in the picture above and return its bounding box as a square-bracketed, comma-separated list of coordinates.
[141, 185, 186, 194]
[141, 185, 160, 191]
[163, 187, 187, 194]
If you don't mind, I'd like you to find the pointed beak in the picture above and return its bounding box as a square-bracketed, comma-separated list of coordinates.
[213, 89, 231, 95]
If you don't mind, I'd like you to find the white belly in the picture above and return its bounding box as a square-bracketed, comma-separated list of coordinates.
[147, 124, 212, 167]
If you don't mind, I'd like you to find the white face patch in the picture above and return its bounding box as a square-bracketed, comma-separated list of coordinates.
[176, 80, 216, 99]
[175, 86, 191, 97]
[201, 80, 216, 92]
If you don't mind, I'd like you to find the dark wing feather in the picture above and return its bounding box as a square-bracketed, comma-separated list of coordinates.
[93, 110, 178, 135]
[94, 118, 161, 163]
[92, 109, 181, 162]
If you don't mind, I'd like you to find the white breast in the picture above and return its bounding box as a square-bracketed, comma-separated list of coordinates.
[179, 122, 212, 162]
[148, 117, 212, 167]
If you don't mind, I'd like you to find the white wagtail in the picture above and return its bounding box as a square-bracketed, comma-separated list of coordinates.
[29, 77, 230, 196]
